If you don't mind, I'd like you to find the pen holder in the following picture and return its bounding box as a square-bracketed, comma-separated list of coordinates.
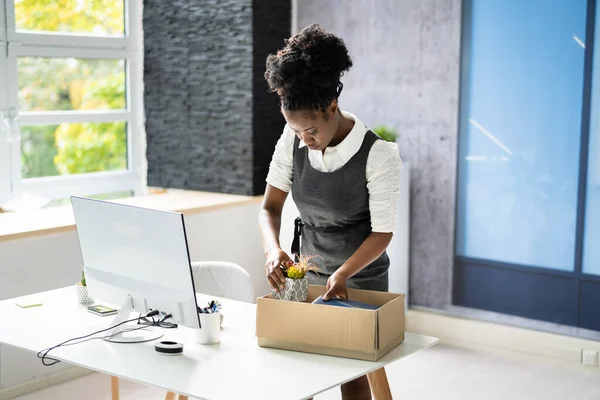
[196, 312, 221, 345]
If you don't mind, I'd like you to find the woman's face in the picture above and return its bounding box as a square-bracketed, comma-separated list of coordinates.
[281, 104, 339, 151]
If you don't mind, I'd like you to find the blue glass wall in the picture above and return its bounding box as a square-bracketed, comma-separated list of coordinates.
[456, 0, 587, 270]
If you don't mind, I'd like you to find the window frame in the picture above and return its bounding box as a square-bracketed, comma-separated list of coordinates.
[0, 0, 145, 203]
[5, 0, 131, 49]
[0, 75, 11, 198]
[0, 1, 10, 197]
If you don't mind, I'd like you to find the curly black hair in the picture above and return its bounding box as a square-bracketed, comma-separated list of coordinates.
[264, 23, 353, 113]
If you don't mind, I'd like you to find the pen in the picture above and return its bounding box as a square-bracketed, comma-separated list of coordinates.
[198, 301, 221, 314]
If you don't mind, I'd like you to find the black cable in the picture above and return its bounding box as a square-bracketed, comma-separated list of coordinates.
[37, 315, 142, 366]
[138, 313, 177, 329]
[51, 325, 150, 350]
[37, 310, 160, 366]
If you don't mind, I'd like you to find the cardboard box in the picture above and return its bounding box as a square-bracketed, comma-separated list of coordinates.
[256, 285, 405, 361]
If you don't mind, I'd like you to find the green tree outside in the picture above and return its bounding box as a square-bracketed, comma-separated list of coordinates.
[15, 0, 127, 178]
[15, 0, 123, 35]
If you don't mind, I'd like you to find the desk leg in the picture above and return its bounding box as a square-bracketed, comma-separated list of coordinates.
[165, 392, 177, 400]
[367, 368, 392, 400]
[178, 396, 189, 400]
[110, 376, 120, 400]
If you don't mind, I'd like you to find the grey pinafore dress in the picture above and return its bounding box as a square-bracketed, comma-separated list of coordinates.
[290, 130, 390, 292]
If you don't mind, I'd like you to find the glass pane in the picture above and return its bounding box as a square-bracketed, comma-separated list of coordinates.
[15, 0, 124, 36]
[18, 58, 125, 112]
[21, 122, 127, 178]
[583, 6, 600, 276]
[456, 0, 586, 270]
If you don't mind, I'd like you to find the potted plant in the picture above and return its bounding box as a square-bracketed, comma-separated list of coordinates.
[76, 270, 94, 304]
[372, 125, 398, 143]
[272, 255, 321, 302]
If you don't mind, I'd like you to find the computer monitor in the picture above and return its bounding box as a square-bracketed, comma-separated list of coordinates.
[71, 196, 201, 343]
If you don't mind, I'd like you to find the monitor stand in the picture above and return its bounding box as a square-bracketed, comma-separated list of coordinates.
[102, 295, 164, 343]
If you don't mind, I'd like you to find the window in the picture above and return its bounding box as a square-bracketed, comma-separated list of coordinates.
[456, 0, 585, 271]
[454, 0, 600, 330]
[0, 0, 144, 204]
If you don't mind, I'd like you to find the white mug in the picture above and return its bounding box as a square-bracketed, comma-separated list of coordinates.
[196, 312, 221, 344]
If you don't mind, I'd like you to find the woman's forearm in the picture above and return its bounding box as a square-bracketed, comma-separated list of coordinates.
[336, 232, 393, 279]
[258, 185, 288, 255]
[258, 207, 282, 255]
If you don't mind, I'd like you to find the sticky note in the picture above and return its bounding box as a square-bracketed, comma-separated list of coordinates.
[15, 302, 42, 308]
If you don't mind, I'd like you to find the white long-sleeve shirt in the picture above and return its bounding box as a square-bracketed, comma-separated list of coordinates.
[266, 111, 402, 234]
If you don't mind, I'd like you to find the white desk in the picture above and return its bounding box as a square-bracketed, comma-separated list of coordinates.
[0, 287, 438, 400]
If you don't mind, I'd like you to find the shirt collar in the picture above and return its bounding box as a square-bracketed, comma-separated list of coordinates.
[298, 111, 367, 163]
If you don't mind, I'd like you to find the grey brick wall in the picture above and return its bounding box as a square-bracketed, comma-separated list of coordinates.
[144, 0, 275, 195]
[144, 0, 290, 195]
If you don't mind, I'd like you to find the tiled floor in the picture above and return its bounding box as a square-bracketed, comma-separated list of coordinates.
[14, 344, 600, 400]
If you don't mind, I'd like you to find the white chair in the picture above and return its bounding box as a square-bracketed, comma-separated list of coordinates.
[190, 261, 255, 303]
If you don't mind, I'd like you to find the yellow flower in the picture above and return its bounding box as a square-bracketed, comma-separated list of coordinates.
[286, 266, 304, 279]
[283, 255, 321, 279]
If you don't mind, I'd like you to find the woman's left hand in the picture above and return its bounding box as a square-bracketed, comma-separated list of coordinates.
[323, 271, 349, 301]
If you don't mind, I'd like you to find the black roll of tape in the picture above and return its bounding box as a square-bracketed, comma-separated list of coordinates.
[154, 341, 183, 355]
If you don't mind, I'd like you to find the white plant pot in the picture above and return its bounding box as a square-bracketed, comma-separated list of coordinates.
[272, 277, 308, 302]
[76, 283, 94, 305]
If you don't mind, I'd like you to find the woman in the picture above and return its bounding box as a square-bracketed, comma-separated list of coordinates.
[258, 24, 401, 400]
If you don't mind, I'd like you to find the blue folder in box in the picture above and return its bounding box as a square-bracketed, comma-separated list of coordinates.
[312, 295, 380, 310]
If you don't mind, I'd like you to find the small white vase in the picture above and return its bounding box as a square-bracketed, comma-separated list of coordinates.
[76, 283, 94, 304]
[272, 277, 308, 302]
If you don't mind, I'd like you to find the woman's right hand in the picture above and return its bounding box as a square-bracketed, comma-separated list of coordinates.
[265, 248, 291, 292]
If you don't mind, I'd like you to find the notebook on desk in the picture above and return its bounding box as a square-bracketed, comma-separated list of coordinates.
[312, 295, 380, 310]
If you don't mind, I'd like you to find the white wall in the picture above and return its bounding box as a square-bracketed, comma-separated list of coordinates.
[0, 202, 269, 391]
[0, 231, 85, 389]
